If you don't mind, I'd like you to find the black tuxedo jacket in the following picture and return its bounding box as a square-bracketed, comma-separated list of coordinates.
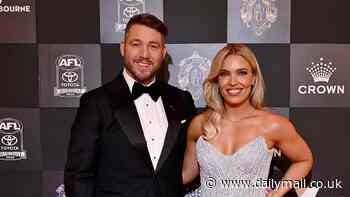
[64, 74, 196, 197]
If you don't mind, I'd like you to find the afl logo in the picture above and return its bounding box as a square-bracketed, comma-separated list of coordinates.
[0, 118, 27, 161]
[54, 54, 87, 97]
[0, 118, 23, 133]
[56, 55, 83, 67]
[115, 0, 145, 32]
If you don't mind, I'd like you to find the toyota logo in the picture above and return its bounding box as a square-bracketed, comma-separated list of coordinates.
[1, 135, 18, 146]
[123, 7, 140, 18]
[62, 71, 79, 83]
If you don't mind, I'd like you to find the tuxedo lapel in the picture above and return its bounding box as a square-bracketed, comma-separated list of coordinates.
[105, 76, 185, 173]
[155, 85, 181, 173]
[106, 75, 154, 170]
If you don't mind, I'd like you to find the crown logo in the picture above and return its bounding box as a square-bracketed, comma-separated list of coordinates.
[306, 57, 336, 83]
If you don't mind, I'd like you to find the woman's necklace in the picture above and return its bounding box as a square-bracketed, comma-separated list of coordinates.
[224, 108, 256, 123]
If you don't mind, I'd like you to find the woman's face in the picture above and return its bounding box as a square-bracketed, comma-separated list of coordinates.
[217, 54, 255, 107]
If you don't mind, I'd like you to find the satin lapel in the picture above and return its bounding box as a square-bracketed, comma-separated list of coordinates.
[107, 75, 153, 170]
[114, 103, 151, 157]
[155, 86, 181, 173]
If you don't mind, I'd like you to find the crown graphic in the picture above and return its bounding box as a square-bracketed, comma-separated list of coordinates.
[306, 57, 336, 83]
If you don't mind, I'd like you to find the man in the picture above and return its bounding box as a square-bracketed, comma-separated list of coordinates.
[64, 13, 196, 197]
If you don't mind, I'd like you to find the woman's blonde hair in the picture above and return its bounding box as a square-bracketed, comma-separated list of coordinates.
[202, 44, 265, 139]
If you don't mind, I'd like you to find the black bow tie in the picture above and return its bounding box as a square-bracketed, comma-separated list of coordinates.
[131, 82, 161, 102]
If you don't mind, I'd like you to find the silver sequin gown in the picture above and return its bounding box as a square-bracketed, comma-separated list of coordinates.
[185, 136, 273, 197]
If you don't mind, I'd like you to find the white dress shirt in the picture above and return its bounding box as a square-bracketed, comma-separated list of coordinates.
[123, 69, 168, 169]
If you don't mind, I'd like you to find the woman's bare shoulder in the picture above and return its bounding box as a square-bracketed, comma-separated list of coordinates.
[257, 109, 296, 137]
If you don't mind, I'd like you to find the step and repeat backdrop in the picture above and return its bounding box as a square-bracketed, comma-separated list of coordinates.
[1, 0, 349, 196]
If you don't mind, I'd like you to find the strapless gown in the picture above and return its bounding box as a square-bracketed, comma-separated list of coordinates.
[185, 136, 273, 197]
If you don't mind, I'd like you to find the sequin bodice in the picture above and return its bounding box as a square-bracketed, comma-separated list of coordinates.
[188, 136, 273, 197]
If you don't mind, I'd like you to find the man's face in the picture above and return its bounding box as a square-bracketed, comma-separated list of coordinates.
[120, 24, 166, 85]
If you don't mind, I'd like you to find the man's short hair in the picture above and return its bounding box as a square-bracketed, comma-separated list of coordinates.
[125, 13, 168, 39]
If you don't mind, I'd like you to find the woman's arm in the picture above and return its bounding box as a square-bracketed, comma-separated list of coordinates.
[267, 115, 314, 197]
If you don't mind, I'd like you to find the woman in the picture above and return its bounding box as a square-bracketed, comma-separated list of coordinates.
[182, 44, 313, 197]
